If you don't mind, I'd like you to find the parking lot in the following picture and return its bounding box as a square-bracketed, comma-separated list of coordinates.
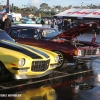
[0, 33, 100, 100]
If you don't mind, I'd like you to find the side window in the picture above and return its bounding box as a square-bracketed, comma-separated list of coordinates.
[19, 29, 35, 39]
[10, 29, 36, 39]
[10, 29, 19, 37]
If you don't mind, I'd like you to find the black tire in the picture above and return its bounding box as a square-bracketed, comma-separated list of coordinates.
[54, 51, 68, 69]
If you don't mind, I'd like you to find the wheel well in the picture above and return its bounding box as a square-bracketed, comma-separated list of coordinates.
[52, 50, 68, 68]
[52, 50, 65, 57]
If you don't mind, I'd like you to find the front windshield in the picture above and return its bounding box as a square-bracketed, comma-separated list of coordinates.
[0, 31, 15, 42]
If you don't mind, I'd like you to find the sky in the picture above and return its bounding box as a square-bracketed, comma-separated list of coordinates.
[0, 0, 100, 8]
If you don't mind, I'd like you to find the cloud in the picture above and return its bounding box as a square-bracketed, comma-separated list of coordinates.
[27, 0, 40, 7]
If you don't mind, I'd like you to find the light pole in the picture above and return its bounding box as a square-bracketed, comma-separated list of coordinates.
[79, 2, 83, 8]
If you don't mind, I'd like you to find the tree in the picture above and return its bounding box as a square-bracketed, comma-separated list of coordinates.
[54, 5, 61, 10]
[68, 5, 72, 9]
[40, 3, 49, 9]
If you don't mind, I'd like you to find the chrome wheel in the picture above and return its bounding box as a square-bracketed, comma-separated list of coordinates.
[54, 51, 64, 67]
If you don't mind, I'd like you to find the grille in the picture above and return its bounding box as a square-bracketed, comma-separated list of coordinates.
[82, 49, 97, 56]
[31, 60, 50, 72]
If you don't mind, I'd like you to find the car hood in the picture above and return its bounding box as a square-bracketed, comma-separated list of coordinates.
[0, 40, 49, 59]
[50, 22, 98, 40]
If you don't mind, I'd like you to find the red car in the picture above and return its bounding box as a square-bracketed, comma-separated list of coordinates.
[5, 22, 100, 68]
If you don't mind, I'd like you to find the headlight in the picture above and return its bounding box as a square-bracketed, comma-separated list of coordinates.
[19, 58, 25, 67]
[96, 48, 99, 54]
[78, 50, 82, 56]
[55, 56, 59, 62]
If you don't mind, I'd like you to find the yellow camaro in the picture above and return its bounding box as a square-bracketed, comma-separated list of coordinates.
[0, 30, 59, 79]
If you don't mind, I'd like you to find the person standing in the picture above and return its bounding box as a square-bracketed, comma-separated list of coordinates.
[0, 13, 12, 30]
[41, 19, 45, 26]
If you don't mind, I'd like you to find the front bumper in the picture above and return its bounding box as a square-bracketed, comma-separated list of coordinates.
[73, 55, 100, 63]
[12, 70, 53, 79]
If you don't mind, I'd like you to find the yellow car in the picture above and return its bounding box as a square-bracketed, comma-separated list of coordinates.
[15, 86, 56, 100]
[0, 30, 59, 79]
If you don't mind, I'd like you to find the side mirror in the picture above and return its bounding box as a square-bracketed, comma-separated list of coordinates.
[34, 35, 39, 40]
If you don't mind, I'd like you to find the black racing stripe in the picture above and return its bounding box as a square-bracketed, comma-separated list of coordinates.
[0, 41, 42, 59]
[24, 45, 49, 58]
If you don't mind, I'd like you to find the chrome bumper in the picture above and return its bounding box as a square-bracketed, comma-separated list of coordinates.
[73, 55, 100, 62]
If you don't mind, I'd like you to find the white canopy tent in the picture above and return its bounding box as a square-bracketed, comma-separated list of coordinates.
[84, 9, 100, 19]
[54, 9, 82, 18]
[69, 9, 98, 19]
[54, 9, 100, 20]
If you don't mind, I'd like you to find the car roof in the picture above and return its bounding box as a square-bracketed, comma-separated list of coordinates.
[12, 24, 42, 27]
[11, 24, 54, 29]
